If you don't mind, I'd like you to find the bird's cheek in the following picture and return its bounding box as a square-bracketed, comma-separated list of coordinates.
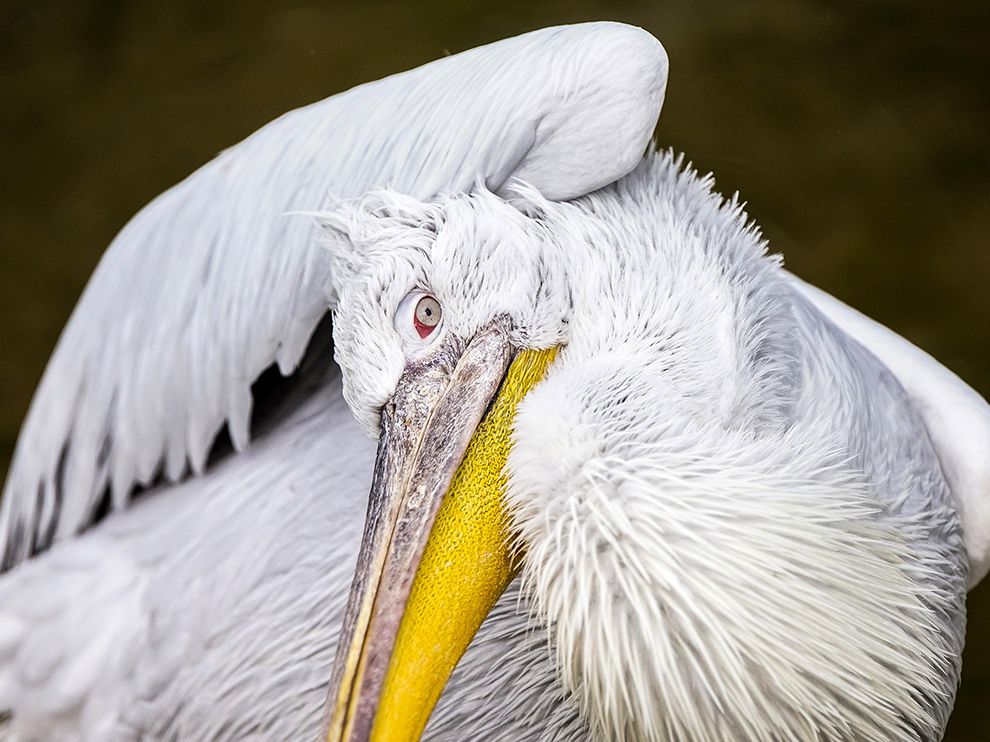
[337, 343, 406, 438]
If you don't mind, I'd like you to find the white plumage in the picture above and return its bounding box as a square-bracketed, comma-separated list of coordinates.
[0, 20, 986, 742]
[0, 21, 665, 565]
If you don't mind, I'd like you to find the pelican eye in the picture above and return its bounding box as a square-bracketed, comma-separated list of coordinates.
[413, 296, 442, 338]
[395, 291, 444, 347]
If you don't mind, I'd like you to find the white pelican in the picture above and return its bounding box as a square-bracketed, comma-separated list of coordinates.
[1, 21, 988, 742]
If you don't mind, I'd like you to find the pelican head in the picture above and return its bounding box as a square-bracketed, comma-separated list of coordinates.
[320, 152, 960, 741]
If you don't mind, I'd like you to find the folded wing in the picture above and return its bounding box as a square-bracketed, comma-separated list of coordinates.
[0, 22, 668, 569]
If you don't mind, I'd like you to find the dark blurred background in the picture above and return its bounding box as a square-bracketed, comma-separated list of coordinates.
[1, 0, 988, 736]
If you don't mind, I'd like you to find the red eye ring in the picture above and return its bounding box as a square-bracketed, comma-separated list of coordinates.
[413, 295, 442, 339]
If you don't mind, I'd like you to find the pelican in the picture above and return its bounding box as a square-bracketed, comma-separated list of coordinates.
[0, 21, 988, 742]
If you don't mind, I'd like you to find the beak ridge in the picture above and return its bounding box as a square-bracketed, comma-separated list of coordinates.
[324, 321, 516, 741]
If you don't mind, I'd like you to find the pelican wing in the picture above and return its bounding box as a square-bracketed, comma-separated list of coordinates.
[791, 275, 990, 586]
[1, 22, 668, 568]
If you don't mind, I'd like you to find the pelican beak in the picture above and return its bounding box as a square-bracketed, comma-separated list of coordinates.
[324, 319, 556, 742]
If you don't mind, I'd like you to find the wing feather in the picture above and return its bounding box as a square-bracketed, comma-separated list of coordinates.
[790, 274, 990, 586]
[1, 22, 669, 568]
